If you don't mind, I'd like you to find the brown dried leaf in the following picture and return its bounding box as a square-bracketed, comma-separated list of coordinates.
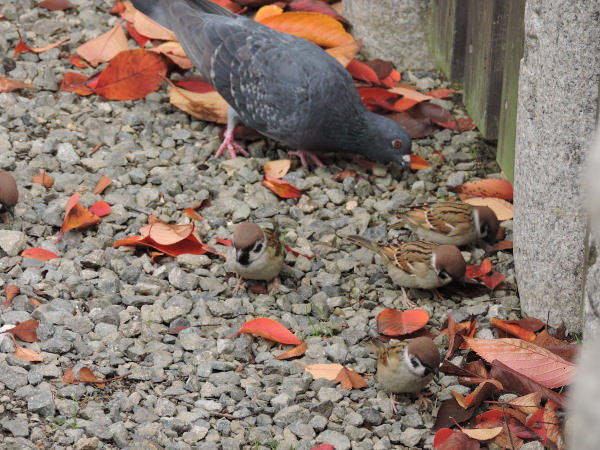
[7, 319, 40, 343]
[334, 367, 367, 390]
[32, 170, 54, 188]
[275, 342, 308, 360]
[14, 345, 43, 362]
[3, 284, 20, 306]
[93, 175, 112, 195]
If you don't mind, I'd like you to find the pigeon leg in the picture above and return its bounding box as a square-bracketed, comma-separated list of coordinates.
[401, 287, 417, 309]
[288, 150, 326, 168]
[216, 109, 250, 158]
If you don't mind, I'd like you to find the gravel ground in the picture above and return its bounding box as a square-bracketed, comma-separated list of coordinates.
[0, 1, 518, 449]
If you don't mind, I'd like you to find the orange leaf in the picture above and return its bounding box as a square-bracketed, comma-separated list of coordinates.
[298, 362, 344, 381]
[451, 380, 500, 410]
[410, 154, 429, 170]
[76, 19, 130, 66]
[93, 49, 167, 100]
[173, 76, 215, 93]
[140, 221, 193, 245]
[427, 88, 455, 99]
[60, 72, 95, 96]
[14, 31, 70, 56]
[256, 11, 353, 48]
[254, 4, 284, 22]
[465, 259, 492, 279]
[14, 346, 43, 362]
[334, 367, 367, 390]
[169, 82, 229, 124]
[133, 10, 177, 41]
[7, 319, 40, 343]
[389, 86, 433, 103]
[462, 197, 513, 221]
[21, 248, 60, 261]
[229, 318, 302, 345]
[29, 298, 42, 307]
[57, 193, 102, 242]
[490, 318, 536, 342]
[3, 284, 20, 306]
[216, 238, 232, 246]
[480, 271, 506, 290]
[264, 159, 291, 179]
[150, 41, 192, 69]
[508, 392, 542, 415]
[458, 426, 503, 441]
[38, 0, 73, 10]
[453, 179, 514, 200]
[32, 170, 54, 188]
[62, 366, 106, 389]
[325, 39, 361, 67]
[464, 337, 575, 388]
[433, 429, 480, 450]
[184, 207, 204, 221]
[275, 342, 308, 360]
[0, 76, 35, 93]
[261, 178, 303, 200]
[93, 175, 112, 195]
[66, 54, 89, 69]
[89, 201, 111, 217]
[347, 59, 380, 84]
[376, 308, 429, 336]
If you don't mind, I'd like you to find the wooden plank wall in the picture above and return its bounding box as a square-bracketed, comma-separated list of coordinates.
[429, 0, 526, 183]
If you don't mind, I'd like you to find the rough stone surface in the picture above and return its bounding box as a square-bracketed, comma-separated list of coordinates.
[343, 0, 436, 70]
[513, 0, 600, 332]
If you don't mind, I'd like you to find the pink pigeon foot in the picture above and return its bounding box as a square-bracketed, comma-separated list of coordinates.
[288, 150, 326, 168]
[216, 128, 250, 158]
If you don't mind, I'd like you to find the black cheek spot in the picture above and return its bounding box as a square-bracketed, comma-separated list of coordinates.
[238, 250, 250, 266]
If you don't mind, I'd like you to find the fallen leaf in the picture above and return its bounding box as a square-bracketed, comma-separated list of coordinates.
[490, 318, 536, 342]
[543, 399, 566, 449]
[216, 238, 232, 246]
[173, 76, 216, 93]
[508, 392, 542, 415]
[465, 259, 492, 279]
[14, 346, 43, 362]
[264, 159, 291, 179]
[427, 88, 455, 99]
[89, 201, 111, 217]
[14, 31, 70, 56]
[287, 0, 348, 24]
[126, 20, 150, 47]
[62, 366, 106, 389]
[93, 175, 112, 195]
[169, 82, 229, 124]
[6, 319, 40, 342]
[433, 398, 476, 431]
[525, 408, 548, 444]
[184, 208, 204, 221]
[325, 39, 361, 67]
[451, 380, 500, 411]
[465, 337, 574, 389]
[491, 240, 513, 252]
[66, 54, 89, 68]
[298, 362, 344, 381]
[453, 179, 514, 200]
[309, 445, 335, 450]
[334, 367, 367, 390]
[150, 41, 192, 69]
[410, 154, 429, 170]
[76, 19, 130, 66]
[133, 9, 177, 40]
[389, 86, 433, 103]
[473, 409, 538, 441]
[457, 117, 476, 132]
[60, 72, 95, 96]
[459, 426, 503, 441]
[284, 244, 318, 259]
[0, 76, 35, 93]
[29, 298, 42, 307]
[229, 318, 302, 345]
[434, 429, 480, 450]
[347, 60, 380, 84]
[56, 193, 102, 242]
[38, 0, 73, 10]
[254, 4, 283, 21]
[93, 49, 167, 100]
[376, 308, 429, 336]
[261, 178, 304, 200]
[462, 197, 514, 221]
[256, 11, 353, 47]
[388, 111, 434, 138]
[332, 170, 360, 182]
[479, 271, 506, 290]
[2, 285, 20, 307]
[21, 248, 60, 261]
[412, 102, 456, 129]
[275, 342, 307, 360]
[32, 170, 54, 188]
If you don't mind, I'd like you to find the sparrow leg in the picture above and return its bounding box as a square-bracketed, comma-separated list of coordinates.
[401, 287, 417, 309]
[432, 288, 444, 302]
[415, 391, 433, 409]
[267, 277, 281, 294]
[216, 109, 250, 158]
[232, 276, 246, 294]
[390, 393, 399, 414]
[288, 150, 326, 168]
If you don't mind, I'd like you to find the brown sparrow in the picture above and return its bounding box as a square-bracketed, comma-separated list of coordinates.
[347, 236, 466, 306]
[365, 337, 441, 413]
[0, 172, 18, 216]
[225, 222, 284, 292]
[396, 201, 499, 246]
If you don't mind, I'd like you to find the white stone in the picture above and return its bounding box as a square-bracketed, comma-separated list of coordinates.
[0, 230, 26, 256]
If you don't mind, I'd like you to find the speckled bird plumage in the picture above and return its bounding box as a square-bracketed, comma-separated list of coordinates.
[130, 0, 412, 166]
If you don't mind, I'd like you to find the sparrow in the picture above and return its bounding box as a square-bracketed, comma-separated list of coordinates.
[0, 171, 18, 217]
[365, 337, 441, 413]
[347, 236, 466, 306]
[396, 201, 500, 246]
[225, 222, 284, 293]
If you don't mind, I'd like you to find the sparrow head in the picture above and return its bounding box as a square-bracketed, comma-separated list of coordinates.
[405, 337, 441, 377]
[433, 244, 466, 283]
[473, 205, 500, 244]
[232, 222, 266, 266]
[0, 172, 18, 216]
[366, 112, 412, 169]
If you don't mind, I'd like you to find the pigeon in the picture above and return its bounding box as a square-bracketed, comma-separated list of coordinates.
[130, 0, 412, 168]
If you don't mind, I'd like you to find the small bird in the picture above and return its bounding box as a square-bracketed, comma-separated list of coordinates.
[347, 236, 466, 306]
[0, 171, 18, 216]
[365, 337, 441, 413]
[396, 201, 500, 246]
[225, 222, 284, 293]
[130, 0, 412, 168]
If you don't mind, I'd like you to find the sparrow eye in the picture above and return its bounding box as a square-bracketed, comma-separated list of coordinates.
[438, 270, 451, 282]
[392, 139, 403, 149]
[480, 224, 488, 236]
[253, 242, 263, 253]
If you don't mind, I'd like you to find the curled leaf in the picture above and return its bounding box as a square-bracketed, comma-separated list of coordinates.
[264, 159, 291, 179]
[32, 170, 54, 188]
[261, 177, 303, 200]
[93, 175, 112, 195]
[376, 308, 429, 336]
[229, 318, 302, 345]
[21, 248, 60, 261]
[275, 342, 308, 360]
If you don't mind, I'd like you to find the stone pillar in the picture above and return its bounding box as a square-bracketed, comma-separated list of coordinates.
[513, 1, 600, 332]
[343, 0, 436, 70]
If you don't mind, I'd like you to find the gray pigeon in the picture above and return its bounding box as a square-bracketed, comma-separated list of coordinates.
[130, 0, 412, 168]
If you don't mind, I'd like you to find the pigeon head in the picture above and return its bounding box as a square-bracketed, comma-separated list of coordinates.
[364, 112, 412, 169]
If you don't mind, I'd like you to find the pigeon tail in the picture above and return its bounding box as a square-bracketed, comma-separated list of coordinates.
[130, 0, 235, 29]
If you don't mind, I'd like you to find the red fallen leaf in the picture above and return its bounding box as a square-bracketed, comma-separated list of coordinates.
[6, 319, 40, 343]
[358, 87, 404, 113]
[2, 284, 20, 307]
[216, 238, 232, 246]
[66, 54, 88, 68]
[285, 244, 318, 259]
[309, 446, 335, 450]
[434, 428, 480, 450]
[150, 41, 192, 69]
[413, 102, 457, 129]
[362, 59, 394, 86]
[56, 193, 102, 242]
[261, 177, 303, 200]
[111, 1, 126, 14]
[454, 179, 514, 200]
[504, 317, 545, 332]
[93, 175, 112, 195]
[451, 380, 500, 410]
[184, 207, 204, 221]
[376, 308, 429, 336]
[347, 59, 380, 84]
[525, 409, 548, 445]
[433, 398, 476, 431]
[0, 76, 35, 93]
[543, 399, 566, 449]
[410, 154, 429, 170]
[14, 31, 70, 56]
[32, 170, 54, 188]
[76, 19, 129, 66]
[132, 9, 177, 40]
[275, 341, 308, 360]
[490, 318, 536, 342]
[93, 49, 167, 101]
[465, 259, 492, 279]
[473, 410, 540, 440]
[89, 201, 111, 217]
[427, 88, 455, 99]
[465, 338, 575, 389]
[126, 21, 150, 48]
[287, 0, 348, 25]
[334, 367, 367, 390]
[264, 159, 291, 179]
[62, 366, 106, 389]
[13, 344, 43, 362]
[212, 0, 246, 13]
[169, 82, 229, 124]
[457, 117, 476, 132]
[60, 72, 95, 96]
[480, 271, 506, 290]
[387, 111, 434, 139]
[38, 0, 73, 10]
[491, 240, 513, 252]
[21, 248, 59, 261]
[228, 318, 303, 345]
[174, 76, 216, 93]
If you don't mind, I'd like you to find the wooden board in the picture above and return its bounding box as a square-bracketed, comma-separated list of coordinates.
[428, 0, 467, 83]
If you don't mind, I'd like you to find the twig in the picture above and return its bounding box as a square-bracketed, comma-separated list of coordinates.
[501, 404, 516, 450]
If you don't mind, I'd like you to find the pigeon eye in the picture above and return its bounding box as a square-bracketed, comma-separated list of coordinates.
[392, 139, 403, 149]
[253, 242, 263, 253]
